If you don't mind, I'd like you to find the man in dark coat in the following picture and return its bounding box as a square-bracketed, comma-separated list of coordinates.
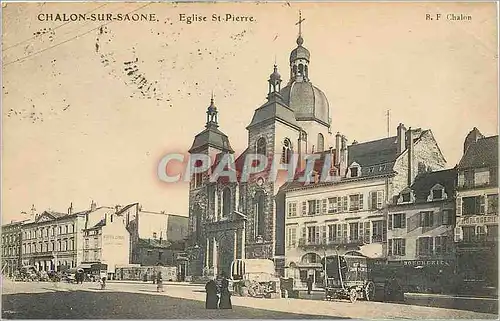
[306, 275, 313, 295]
[205, 278, 219, 309]
[218, 275, 232, 309]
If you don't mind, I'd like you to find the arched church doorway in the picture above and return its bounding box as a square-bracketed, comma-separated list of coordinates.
[216, 233, 235, 277]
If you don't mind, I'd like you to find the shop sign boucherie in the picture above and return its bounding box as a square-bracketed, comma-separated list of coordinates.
[458, 215, 497, 226]
[402, 260, 452, 267]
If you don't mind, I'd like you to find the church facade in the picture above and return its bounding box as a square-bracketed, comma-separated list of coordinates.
[185, 17, 447, 279]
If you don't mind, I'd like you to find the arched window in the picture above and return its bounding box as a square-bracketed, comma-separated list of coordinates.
[222, 188, 231, 218]
[282, 138, 292, 164]
[317, 133, 325, 152]
[255, 192, 265, 238]
[256, 137, 266, 155]
[298, 64, 304, 75]
[304, 65, 308, 78]
[293, 65, 297, 75]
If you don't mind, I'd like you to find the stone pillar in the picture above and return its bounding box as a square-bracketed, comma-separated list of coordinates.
[212, 237, 218, 277]
[241, 223, 246, 259]
[205, 238, 210, 269]
[234, 230, 238, 260]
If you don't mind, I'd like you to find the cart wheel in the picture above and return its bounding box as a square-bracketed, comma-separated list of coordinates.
[364, 281, 375, 301]
[349, 289, 357, 303]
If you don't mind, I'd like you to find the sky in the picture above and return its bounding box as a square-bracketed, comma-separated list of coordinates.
[2, 2, 498, 224]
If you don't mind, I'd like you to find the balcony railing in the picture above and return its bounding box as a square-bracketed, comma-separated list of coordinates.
[298, 236, 372, 248]
[458, 181, 496, 190]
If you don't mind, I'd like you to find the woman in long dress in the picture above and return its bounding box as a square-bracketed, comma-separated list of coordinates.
[218, 277, 232, 309]
[205, 279, 219, 309]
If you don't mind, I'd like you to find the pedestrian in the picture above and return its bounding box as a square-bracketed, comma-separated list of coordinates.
[218, 273, 232, 309]
[205, 277, 219, 309]
[156, 271, 164, 292]
[99, 271, 107, 290]
[306, 275, 313, 295]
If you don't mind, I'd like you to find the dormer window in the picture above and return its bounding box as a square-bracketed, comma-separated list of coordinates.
[379, 164, 386, 171]
[348, 162, 361, 178]
[428, 184, 447, 202]
[432, 189, 443, 200]
[397, 187, 415, 204]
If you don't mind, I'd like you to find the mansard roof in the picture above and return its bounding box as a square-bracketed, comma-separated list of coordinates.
[409, 168, 457, 203]
[458, 135, 498, 170]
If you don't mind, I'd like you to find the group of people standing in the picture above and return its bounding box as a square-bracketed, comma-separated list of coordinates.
[205, 273, 232, 310]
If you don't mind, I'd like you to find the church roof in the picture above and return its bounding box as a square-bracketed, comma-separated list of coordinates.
[247, 98, 300, 130]
[280, 81, 330, 127]
[189, 126, 234, 153]
[457, 135, 498, 169]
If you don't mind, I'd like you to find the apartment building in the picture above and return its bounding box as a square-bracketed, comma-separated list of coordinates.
[279, 124, 447, 289]
[1, 220, 24, 276]
[454, 128, 498, 289]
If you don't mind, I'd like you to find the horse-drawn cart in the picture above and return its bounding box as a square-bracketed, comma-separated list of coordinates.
[322, 255, 376, 303]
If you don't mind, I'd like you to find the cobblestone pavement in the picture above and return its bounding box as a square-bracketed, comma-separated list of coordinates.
[2, 279, 498, 319]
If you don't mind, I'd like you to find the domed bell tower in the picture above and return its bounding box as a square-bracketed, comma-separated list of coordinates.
[289, 11, 310, 83]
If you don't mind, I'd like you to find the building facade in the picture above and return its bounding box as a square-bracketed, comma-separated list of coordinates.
[82, 203, 131, 278]
[1, 221, 24, 276]
[20, 204, 85, 271]
[454, 128, 498, 290]
[387, 168, 456, 292]
[126, 206, 188, 275]
[185, 16, 449, 279]
[281, 124, 447, 289]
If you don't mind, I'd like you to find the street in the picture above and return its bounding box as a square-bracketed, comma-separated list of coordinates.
[2, 279, 498, 319]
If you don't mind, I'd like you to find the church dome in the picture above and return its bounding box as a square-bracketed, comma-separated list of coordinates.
[289, 45, 310, 63]
[280, 81, 330, 126]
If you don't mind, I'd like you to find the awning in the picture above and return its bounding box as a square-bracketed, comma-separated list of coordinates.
[77, 264, 92, 269]
[358, 243, 384, 259]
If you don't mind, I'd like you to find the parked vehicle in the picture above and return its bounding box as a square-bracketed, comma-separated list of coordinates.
[230, 259, 280, 298]
[322, 255, 376, 303]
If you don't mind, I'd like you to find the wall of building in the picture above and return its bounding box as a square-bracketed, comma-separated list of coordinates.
[284, 177, 388, 268]
[392, 131, 447, 199]
[387, 200, 455, 262]
[100, 214, 130, 273]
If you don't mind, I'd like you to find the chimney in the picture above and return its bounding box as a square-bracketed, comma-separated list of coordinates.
[340, 135, 348, 177]
[407, 128, 414, 186]
[335, 132, 341, 167]
[68, 202, 73, 215]
[463, 127, 484, 154]
[397, 123, 407, 154]
[90, 200, 97, 212]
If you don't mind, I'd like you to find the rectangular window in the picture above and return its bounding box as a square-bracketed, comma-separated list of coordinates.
[286, 227, 297, 247]
[321, 199, 327, 214]
[342, 196, 348, 212]
[477, 226, 486, 241]
[464, 169, 475, 188]
[462, 226, 475, 242]
[349, 194, 360, 211]
[328, 197, 338, 213]
[432, 189, 443, 200]
[307, 226, 318, 244]
[402, 192, 411, 203]
[487, 194, 498, 215]
[441, 210, 454, 225]
[434, 236, 448, 254]
[370, 191, 384, 210]
[328, 224, 337, 242]
[393, 238, 406, 256]
[391, 213, 406, 229]
[417, 237, 433, 256]
[372, 220, 383, 243]
[287, 202, 297, 218]
[349, 223, 359, 241]
[301, 201, 307, 216]
[420, 211, 434, 227]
